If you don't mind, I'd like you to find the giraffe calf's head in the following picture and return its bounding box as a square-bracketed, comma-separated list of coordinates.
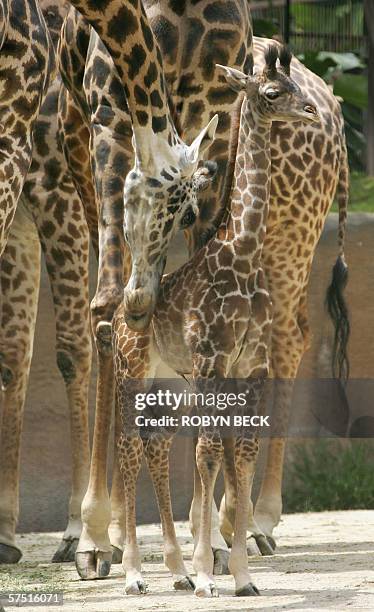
[122, 116, 218, 331]
[217, 46, 319, 124]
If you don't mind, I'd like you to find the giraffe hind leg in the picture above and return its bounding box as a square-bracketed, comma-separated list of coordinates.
[144, 434, 194, 591]
[0, 202, 41, 563]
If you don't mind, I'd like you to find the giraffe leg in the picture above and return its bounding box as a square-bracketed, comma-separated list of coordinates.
[193, 432, 223, 597]
[74, 347, 113, 579]
[23, 94, 92, 563]
[189, 441, 230, 575]
[0, 202, 41, 563]
[144, 435, 194, 591]
[117, 430, 146, 594]
[108, 404, 126, 564]
[58, 85, 99, 256]
[219, 439, 236, 549]
[41, 212, 91, 564]
[254, 325, 307, 544]
[219, 427, 274, 558]
[228, 436, 260, 597]
[112, 320, 162, 593]
[252, 237, 312, 545]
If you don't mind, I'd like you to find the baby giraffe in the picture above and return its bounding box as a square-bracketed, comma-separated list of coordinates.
[112, 46, 319, 598]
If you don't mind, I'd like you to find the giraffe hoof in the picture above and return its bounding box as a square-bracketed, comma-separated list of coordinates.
[213, 548, 230, 575]
[246, 536, 261, 557]
[256, 534, 275, 556]
[125, 580, 148, 595]
[195, 582, 219, 598]
[266, 534, 276, 551]
[173, 575, 195, 591]
[75, 550, 112, 580]
[52, 538, 79, 563]
[236, 582, 260, 597]
[111, 545, 123, 564]
[0, 544, 22, 564]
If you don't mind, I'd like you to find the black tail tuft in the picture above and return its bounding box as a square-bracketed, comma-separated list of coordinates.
[326, 255, 350, 380]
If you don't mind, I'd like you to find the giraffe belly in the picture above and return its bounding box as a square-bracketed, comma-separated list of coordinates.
[154, 327, 193, 377]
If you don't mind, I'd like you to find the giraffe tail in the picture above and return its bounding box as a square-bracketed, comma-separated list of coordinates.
[325, 134, 350, 381]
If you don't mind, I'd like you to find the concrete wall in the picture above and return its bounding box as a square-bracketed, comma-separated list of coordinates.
[11, 213, 374, 532]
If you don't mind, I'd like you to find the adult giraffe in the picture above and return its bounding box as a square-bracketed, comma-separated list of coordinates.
[0, 0, 53, 255]
[58, 0, 348, 576]
[0, 1, 92, 565]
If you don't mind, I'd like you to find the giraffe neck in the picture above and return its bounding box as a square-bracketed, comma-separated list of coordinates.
[68, 0, 180, 161]
[220, 97, 271, 268]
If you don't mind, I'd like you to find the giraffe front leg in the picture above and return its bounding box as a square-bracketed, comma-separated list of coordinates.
[0, 205, 41, 563]
[144, 434, 194, 592]
[58, 86, 99, 255]
[112, 319, 159, 593]
[229, 435, 260, 597]
[75, 348, 113, 579]
[108, 408, 126, 564]
[117, 432, 146, 595]
[193, 432, 223, 597]
[27, 133, 92, 563]
[189, 453, 230, 575]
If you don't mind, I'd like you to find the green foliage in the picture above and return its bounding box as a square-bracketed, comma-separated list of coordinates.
[285, 440, 374, 513]
[252, 17, 278, 39]
[332, 172, 374, 212]
[292, 1, 363, 40]
[334, 74, 367, 109]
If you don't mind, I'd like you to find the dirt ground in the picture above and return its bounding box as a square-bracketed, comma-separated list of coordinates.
[1, 510, 374, 611]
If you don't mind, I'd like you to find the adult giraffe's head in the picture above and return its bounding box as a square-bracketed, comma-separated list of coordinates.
[123, 115, 218, 331]
[65, 0, 218, 331]
[217, 45, 319, 124]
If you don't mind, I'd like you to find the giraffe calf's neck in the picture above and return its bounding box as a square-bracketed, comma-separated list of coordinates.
[219, 98, 271, 270]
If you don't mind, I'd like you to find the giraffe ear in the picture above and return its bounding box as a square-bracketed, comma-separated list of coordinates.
[216, 64, 249, 92]
[186, 114, 218, 165]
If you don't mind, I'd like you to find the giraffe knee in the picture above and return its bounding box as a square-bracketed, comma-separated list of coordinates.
[0, 363, 13, 388]
[297, 313, 312, 352]
[0, 348, 30, 390]
[56, 350, 76, 385]
[56, 330, 92, 385]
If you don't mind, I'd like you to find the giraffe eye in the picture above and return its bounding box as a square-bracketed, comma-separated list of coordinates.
[266, 90, 280, 100]
[180, 207, 196, 229]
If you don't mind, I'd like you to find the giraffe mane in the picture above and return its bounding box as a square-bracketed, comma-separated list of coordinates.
[221, 91, 245, 218]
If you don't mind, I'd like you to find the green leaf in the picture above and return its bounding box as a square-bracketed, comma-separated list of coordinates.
[297, 51, 337, 79]
[319, 51, 364, 71]
[334, 74, 368, 109]
[252, 18, 278, 39]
